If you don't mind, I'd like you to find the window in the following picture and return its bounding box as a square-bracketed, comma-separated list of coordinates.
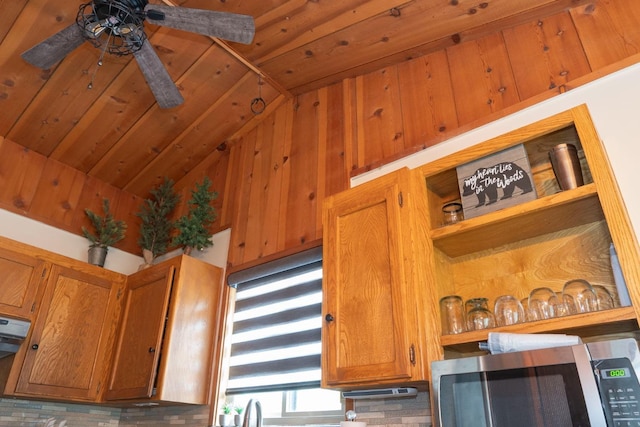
[225, 246, 343, 425]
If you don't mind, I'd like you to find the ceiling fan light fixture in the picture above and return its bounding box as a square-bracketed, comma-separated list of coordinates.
[83, 19, 108, 38]
[76, 0, 147, 55]
[23, 0, 254, 109]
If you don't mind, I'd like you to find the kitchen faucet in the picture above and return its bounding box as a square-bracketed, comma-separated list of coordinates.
[242, 399, 262, 427]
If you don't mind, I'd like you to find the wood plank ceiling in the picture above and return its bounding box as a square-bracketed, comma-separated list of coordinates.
[0, 0, 587, 197]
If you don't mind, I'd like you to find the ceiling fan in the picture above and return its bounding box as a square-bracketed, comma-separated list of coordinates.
[21, 0, 255, 109]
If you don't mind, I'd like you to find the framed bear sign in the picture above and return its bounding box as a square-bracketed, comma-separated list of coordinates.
[456, 144, 537, 219]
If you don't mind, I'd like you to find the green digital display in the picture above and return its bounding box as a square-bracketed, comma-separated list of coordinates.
[602, 368, 629, 379]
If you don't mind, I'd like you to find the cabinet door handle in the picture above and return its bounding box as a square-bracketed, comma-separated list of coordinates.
[325, 314, 334, 322]
[31, 344, 39, 350]
[148, 347, 156, 353]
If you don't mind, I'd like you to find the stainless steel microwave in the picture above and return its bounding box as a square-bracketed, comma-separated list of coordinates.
[431, 338, 640, 427]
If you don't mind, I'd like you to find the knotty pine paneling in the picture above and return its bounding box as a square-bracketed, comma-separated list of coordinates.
[447, 32, 520, 126]
[0, 136, 46, 213]
[284, 91, 321, 248]
[3, 0, 640, 272]
[323, 83, 351, 199]
[7, 46, 130, 157]
[570, 0, 640, 70]
[0, 137, 142, 255]
[93, 45, 244, 191]
[0, 0, 27, 43]
[355, 67, 405, 168]
[396, 50, 458, 148]
[25, 157, 86, 227]
[503, 12, 591, 99]
[226, 125, 261, 264]
[0, 0, 78, 136]
[219, 0, 640, 269]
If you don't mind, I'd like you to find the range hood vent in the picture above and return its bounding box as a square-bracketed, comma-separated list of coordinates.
[0, 316, 31, 359]
[342, 387, 418, 400]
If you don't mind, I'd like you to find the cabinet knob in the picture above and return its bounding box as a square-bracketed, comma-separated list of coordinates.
[31, 344, 39, 350]
[325, 314, 334, 322]
[148, 347, 156, 353]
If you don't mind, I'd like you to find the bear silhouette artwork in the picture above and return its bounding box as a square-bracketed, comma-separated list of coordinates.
[462, 162, 534, 207]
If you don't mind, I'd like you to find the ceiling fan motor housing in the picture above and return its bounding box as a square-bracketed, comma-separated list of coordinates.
[78, 0, 148, 55]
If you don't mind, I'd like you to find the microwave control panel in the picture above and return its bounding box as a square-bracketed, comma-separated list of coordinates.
[593, 358, 640, 426]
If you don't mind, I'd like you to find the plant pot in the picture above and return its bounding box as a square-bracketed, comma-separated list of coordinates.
[138, 248, 154, 270]
[234, 414, 242, 426]
[218, 414, 234, 427]
[88, 246, 108, 267]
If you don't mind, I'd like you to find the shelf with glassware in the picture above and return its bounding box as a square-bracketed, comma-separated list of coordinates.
[417, 105, 640, 356]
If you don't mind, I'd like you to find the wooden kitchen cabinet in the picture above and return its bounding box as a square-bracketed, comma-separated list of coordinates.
[105, 255, 223, 405]
[418, 105, 640, 357]
[322, 105, 640, 388]
[0, 244, 47, 320]
[9, 262, 125, 401]
[321, 168, 440, 388]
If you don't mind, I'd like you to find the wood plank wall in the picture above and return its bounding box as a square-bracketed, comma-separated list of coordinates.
[219, 0, 640, 269]
[1, 0, 639, 269]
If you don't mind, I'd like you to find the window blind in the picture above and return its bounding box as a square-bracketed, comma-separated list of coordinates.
[226, 246, 323, 395]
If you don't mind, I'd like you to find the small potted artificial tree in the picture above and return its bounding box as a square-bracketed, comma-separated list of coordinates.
[82, 198, 127, 267]
[173, 176, 217, 255]
[136, 177, 181, 268]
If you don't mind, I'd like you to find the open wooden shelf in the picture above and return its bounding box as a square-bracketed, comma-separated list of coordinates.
[440, 306, 638, 353]
[430, 183, 602, 257]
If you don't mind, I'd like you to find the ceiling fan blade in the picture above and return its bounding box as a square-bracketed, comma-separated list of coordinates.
[21, 23, 85, 69]
[144, 4, 255, 45]
[133, 39, 184, 109]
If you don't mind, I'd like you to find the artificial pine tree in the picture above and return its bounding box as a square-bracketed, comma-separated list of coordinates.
[82, 198, 127, 267]
[82, 198, 127, 248]
[137, 177, 181, 265]
[173, 176, 218, 254]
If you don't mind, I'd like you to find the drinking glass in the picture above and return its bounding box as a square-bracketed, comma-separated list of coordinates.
[592, 284, 615, 311]
[562, 279, 597, 313]
[440, 295, 466, 334]
[465, 298, 495, 331]
[494, 295, 525, 326]
[465, 297, 490, 313]
[553, 291, 575, 317]
[520, 297, 533, 322]
[528, 287, 559, 320]
[442, 202, 464, 225]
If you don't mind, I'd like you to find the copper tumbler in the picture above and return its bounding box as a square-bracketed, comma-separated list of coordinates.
[549, 143, 584, 190]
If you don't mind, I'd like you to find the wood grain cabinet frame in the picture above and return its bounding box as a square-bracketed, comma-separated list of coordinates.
[106, 255, 224, 405]
[321, 105, 640, 389]
[0, 238, 126, 402]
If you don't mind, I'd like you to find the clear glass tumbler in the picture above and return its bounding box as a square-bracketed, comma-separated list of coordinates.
[528, 287, 559, 320]
[465, 297, 495, 331]
[592, 284, 615, 311]
[562, 279, 597, 313]
[553, 291, 576, 317]
[440, 295, 466, 335]
[494, 295, 525, 326]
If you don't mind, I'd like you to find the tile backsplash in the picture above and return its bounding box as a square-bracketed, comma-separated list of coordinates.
[0, 391, 432, 427]
[351, 392, 432, 427]
[0, 398, 120, 427]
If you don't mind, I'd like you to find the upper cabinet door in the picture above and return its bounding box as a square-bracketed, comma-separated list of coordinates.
[16, 264, 123, 401]
[0, 247, 47, 319]
[322, 169, 419, 387]
[105, 263, 175, 401]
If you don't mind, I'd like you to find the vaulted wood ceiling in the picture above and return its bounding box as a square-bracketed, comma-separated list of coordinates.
[0, 0, 587, 197]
